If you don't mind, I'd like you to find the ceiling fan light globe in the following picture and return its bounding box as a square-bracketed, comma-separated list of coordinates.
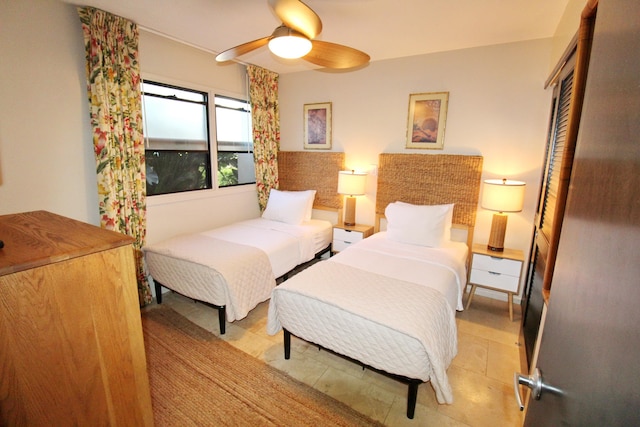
[268, 35, 312, 59]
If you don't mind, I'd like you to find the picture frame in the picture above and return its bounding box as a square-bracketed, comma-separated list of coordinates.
[303, 102, 332, 149]
[406, 92, 449, 149]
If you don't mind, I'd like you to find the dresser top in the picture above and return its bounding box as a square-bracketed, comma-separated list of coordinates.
[0, 211, 133, 276]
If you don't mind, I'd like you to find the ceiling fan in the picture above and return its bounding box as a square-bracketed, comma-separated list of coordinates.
[215, 0, 370, 69]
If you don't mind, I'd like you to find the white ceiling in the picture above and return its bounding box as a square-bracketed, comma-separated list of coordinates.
[65, 0, 570, 74]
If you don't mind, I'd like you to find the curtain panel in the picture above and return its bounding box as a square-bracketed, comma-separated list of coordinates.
[247, 65, 280, 211]
[78, 7, 152, 306]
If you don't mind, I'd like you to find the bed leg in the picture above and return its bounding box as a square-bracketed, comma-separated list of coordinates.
[283, 329, 291, 360]
[407, 380, 420, 419]
[218, 306, 226, 335]
[154, 281, 163, 304]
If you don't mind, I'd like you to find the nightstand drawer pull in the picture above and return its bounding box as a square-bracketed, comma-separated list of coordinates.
[488, 271, 501, 275]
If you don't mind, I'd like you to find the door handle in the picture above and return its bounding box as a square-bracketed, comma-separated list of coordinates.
[513, 368, 563, 411]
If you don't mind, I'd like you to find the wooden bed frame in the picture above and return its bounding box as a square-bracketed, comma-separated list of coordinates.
[278, 153, 483, 419]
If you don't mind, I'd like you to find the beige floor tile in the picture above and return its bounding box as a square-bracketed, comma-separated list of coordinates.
[487, 340, 523, 385]
[263, 344, 329, 387]
[386, 397, 472, 427]
[453, 332, 489, 375]
[314, 366, 396, 423]
[438, 364, 524, 427]
[457, 314, 521, 348]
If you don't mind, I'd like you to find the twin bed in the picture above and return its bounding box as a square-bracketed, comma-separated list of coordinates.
[144, 215, 332, 332]
[144, 151, 345, 334]
[267, 153, 483, 418]
[144, 152, 483, 419]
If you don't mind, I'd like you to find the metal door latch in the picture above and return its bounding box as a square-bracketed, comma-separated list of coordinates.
[514, 368, 563, 411]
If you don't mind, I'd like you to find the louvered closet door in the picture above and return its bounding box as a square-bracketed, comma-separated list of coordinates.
[540, 69, 573, 241]
[522, 54, 577, 366]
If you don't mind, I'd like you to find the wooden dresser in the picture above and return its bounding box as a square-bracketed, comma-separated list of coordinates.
[0, 211, 153, 426]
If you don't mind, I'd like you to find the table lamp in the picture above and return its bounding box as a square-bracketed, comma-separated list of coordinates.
[481, 178, 526, 252]
[337, 170, 367, 226]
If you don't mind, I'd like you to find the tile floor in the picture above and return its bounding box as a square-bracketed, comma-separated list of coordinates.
[158, 291, 525, 426]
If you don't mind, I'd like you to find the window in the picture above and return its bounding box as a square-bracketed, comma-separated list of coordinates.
[215, 95, 255, 187]
[142, 80, 212, 196]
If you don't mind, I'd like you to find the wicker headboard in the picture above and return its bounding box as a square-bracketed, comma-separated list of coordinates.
[277, 151, 345, 210]
[376, 153, 483, 231]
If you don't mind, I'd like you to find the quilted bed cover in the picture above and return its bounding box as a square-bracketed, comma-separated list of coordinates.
[144, 218, 331, 322]
[267, 233, 466, 404]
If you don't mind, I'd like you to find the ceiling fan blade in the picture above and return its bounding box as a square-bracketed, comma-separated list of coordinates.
[215, 36, 270, 62]
[268, 0, 322, 39]
[304, 40, 370, 69]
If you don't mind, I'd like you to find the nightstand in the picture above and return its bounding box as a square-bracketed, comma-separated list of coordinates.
[332, 223, 373, 253]
[465, 243, 524, 321]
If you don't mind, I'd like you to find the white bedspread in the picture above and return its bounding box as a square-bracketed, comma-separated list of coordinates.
[267, 233, 466, 404]
[145, 234, 275, 322]
[331, 232, 468, 311]
[202, 218, 330, 278]
[143, 218, 332, 322]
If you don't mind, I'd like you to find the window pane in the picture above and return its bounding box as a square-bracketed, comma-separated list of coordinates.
[144, 96, 208, 149]
[214, 95, 255, 187]
[215, 107, 251, 149]
[146, 150, 211, 196]
[142, 80, 212, 195]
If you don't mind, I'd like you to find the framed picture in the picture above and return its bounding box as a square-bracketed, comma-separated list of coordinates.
[303, 102, 332, 149]
[406, 92, 449, 149]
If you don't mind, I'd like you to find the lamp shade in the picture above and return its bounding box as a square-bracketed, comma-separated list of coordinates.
[337, 171, 367, 196]
[268, 26, 312, 59]
[481, 179, 526, 213]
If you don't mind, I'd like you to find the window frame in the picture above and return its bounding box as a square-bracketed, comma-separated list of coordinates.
[214, 94, 255, 188]
[141, 74, 256, 207]
[142, 79, 212, 196]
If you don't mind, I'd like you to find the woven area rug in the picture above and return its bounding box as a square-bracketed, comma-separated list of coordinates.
[142, 306, 383, 426]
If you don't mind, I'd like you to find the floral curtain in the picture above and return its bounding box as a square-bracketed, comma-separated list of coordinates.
[247, 65, 280, 210]
[78, 7, 152, 306]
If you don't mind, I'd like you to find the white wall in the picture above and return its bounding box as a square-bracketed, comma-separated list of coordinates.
[550, 0, 587, 72]
[0, 0, 98, 223]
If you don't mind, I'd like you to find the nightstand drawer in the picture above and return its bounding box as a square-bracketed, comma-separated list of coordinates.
[333, 228, 365, 244]
[332, 239, 354, 252]
[469, 269, 520, 292]
[472, 253, 522, 276]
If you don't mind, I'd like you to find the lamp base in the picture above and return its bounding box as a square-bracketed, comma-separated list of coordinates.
[487, 212, 508, 252]
[343, 196, 356, 226]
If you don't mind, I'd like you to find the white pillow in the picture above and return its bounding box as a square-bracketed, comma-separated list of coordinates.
[385, 201, 454, 247]
[262, 189, 316, 224]
[301, 189, 316, 221]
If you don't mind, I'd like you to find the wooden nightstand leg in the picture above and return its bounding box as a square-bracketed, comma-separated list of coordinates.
[508, 293, 514, 321]
[465, 284, 477, 310]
